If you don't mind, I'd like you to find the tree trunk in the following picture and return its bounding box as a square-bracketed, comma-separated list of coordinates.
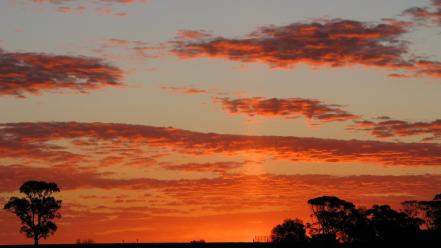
[34, 236, 38, 248]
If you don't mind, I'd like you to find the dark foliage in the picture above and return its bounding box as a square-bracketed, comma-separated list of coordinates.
[365, 204, 423, 242]
[3, 180, 62, 247]
[402, 193, 441, 232]
[307, 196, 356, 241]
[269, 193, 441, 247]
[271, 218, 306, 244]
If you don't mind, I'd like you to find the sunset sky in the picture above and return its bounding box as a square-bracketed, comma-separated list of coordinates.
[1, 0, 441, 244]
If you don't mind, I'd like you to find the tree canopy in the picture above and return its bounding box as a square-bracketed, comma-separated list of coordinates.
[271, 194, 441, 246]
[3, 180, 62, 247]
[271, 218, 307, 244]
[307, 195, 356, 241]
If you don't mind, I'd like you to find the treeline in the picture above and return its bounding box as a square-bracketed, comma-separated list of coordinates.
[271, 194, 441, 247]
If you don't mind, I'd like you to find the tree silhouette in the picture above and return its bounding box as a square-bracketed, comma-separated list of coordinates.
[307, 196, 355, 241]
[402, 193, 441, 232]
[270, 195, 441, 246]
[341, 207, 375, 243]
[366, 204, 422, 242]
[271, 218, 307, 244]
[425, 195, 441, 232]
[3, 181, 62, 247]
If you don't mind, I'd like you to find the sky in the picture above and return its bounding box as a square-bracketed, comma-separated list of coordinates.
[1, 0, 441, 244]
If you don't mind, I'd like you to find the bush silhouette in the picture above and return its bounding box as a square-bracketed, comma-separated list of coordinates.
[271, 218, 307, 244]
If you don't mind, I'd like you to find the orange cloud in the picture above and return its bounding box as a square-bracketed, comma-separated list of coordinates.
[172, 18, 441, 79]
[215, 97, 358, 123]
[173, 19, 411, 69]
[0, 165, 166, 193]
[349, 118, 441, 142]
[403, 0, 441, 25]
[414, 60, 441, 78]
[176, 30, 213, 40]
[1, 164, 441, 243]
[2, 165, 440, 209]
[0, 48, 123, 97]
[160, 86, 441, 141]
[2, 122, 441, 166]
[160, 86, 358, 124]
[160, 161, 246, 174]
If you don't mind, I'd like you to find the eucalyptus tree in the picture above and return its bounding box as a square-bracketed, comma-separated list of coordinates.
[4, 181, 62, 247]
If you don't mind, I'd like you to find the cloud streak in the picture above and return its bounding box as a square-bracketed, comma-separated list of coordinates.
[160, 86, 210, 95]
[19, 0, 148, 17]
[93, 39, 168, 63]
[215, 97, 358, 123]
[160, 161, 246, 174]
[172, 18, 441, 79]
[160, 85, 441, 141]
[173, 19, 410, 69]
[1, 163, 441, 243]
[0, 48, 123, 97]
[2, 121, 441, 242]
[349, 117, 441, 142]
[403, 0, 441, 25]
[2, 122, 441, 166]
[160, 85, 357, 123]
[1, 164, 441, 213]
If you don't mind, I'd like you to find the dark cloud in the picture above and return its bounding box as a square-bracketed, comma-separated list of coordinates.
[173, 19, 411, 69]
[349, 118, 441, 142]
[403, 0, 441, 25]
[172, 18, 441, 79]
[215, 97, 358, 122]
[0, 48, 123, 97]
[160, 86, 358, 123]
